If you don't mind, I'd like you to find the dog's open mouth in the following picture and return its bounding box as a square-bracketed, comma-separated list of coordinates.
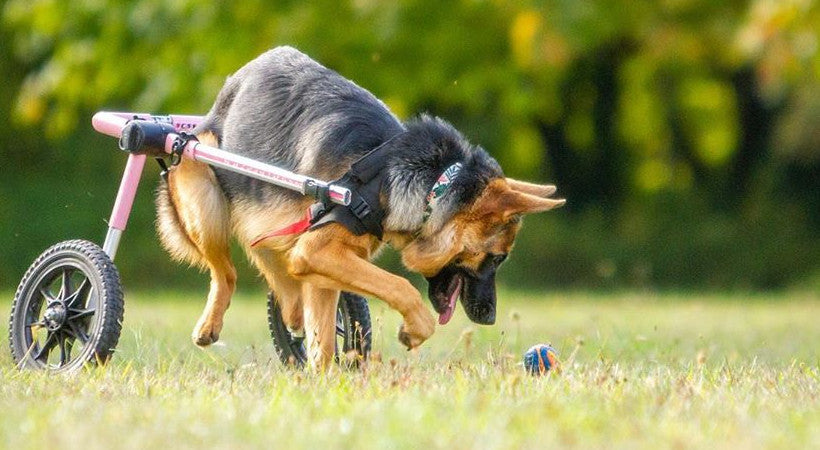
[438, 275, 463, 325]
[427, 258, 496, 325]
[427, 260, 499, 326]
[427, 267, 464, 326]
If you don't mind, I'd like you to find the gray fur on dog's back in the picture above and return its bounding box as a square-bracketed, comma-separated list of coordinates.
[197, 46, 404, 203]
[196, 46, 502, 234]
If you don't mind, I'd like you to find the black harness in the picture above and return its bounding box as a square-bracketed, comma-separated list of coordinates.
[307, 136, 399, 240]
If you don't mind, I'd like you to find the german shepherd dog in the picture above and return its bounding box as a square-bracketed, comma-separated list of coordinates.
[156, 47, 564, 368]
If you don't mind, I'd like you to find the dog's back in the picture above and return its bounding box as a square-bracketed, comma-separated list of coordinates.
[198, 46, 404, 201]
[156, 46, 404, 267]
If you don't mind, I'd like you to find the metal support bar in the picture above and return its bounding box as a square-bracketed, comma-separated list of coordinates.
[102, 227, 123, 260]
[92, 111, 352, 206]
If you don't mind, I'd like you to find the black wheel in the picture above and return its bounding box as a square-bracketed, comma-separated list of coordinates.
[267, 291, 371, 367]
[9, 240, 124, 372]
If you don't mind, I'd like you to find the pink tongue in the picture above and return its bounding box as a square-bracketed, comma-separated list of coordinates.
[438, 277, 462, 325]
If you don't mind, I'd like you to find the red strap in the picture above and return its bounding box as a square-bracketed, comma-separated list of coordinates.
[250, 210, 312, 247]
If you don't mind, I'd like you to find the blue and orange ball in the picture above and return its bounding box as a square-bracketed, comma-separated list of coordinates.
[523, 344, 561, 375]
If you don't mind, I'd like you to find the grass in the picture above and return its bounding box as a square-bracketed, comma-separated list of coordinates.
[1, 289, 818, 449]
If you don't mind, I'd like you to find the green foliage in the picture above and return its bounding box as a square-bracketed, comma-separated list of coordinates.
[0, 0, 818, 290]
[508, 197, 820, 289]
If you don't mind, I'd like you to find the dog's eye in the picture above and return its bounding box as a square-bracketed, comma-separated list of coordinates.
[492, 254, 508, 266]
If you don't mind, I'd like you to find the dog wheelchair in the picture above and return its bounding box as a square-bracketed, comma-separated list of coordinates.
[8, 112, 372, 372]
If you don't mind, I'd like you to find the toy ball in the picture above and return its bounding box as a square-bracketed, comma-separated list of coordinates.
[523, 344, 560, 375]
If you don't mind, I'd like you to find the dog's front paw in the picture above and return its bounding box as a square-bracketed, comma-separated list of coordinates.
[397, 309, 436, 350]
[192, 318, 222, 347]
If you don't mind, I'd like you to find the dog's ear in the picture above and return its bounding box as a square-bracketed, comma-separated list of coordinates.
[475, 179, 565, 220]
[505, 178, 557, 198]
[497, 190, 565, 217]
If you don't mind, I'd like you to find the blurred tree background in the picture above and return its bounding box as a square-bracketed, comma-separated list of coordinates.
[0, 0, 818, 292]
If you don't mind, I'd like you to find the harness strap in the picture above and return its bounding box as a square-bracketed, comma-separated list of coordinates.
[156, 158, 171, 181]
[251, 133, 403, 245]
[250, 209, 313, 247]
[347, 140, 393, 182]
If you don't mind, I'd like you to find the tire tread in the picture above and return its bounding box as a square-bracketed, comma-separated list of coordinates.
[8, 239, 124, 371]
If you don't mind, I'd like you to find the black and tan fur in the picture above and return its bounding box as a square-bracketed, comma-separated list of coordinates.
[156, 47, 564, 368]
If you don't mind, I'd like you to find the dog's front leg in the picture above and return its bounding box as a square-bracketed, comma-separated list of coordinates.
[301, 284, 340, 370]
[288, 231, 436, 351]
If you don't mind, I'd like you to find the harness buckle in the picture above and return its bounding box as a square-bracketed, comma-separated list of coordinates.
[303, 180, 331, 206]
[349, 197, 372, 220]
[308, 202, 326, 223]
[156, 132, 197, 182]
[170, 131, 196, 167]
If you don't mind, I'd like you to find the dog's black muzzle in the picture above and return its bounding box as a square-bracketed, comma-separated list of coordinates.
[425, 254, 505, 325]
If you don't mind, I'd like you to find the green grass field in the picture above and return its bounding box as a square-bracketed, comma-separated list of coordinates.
[1, 289, 818, 449]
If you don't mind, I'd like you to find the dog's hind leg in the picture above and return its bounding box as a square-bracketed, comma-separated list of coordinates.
[156, 131, 237, 346]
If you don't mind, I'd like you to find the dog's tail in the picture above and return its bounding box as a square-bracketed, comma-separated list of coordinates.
[155, 131, 231, 270]
[154, 71, 242, 270]
[154, 177, 204, 270]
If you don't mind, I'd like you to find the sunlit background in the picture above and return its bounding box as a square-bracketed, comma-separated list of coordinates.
[0, 0, 817, 292]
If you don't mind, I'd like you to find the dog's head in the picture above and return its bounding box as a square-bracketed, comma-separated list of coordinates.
[401, 177, 564, 325]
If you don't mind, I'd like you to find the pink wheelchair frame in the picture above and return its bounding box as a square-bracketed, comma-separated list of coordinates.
[91, 111, 351, 260]
[8, 111, 369, 372]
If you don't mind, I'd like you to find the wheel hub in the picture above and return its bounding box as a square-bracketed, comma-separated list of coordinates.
[43, 303, 67, 331]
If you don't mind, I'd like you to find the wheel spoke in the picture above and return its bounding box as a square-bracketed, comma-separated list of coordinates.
[336, 315, 345, 336]
[65, 277, 91, 308]
[69, 307, 95, 320]
[65, 338, 75, 361]
[58, 333, 69, 366]
[33, 332, 58, 361]
[28, 320, 47, 330]
[39, 287, 57, 304]
[65, 320, 89, 344]
[58, 267, 74, 300]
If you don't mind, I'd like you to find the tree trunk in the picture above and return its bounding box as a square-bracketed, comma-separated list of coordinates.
[725, 65, 779, 209]
[536, 43, 631, 214]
